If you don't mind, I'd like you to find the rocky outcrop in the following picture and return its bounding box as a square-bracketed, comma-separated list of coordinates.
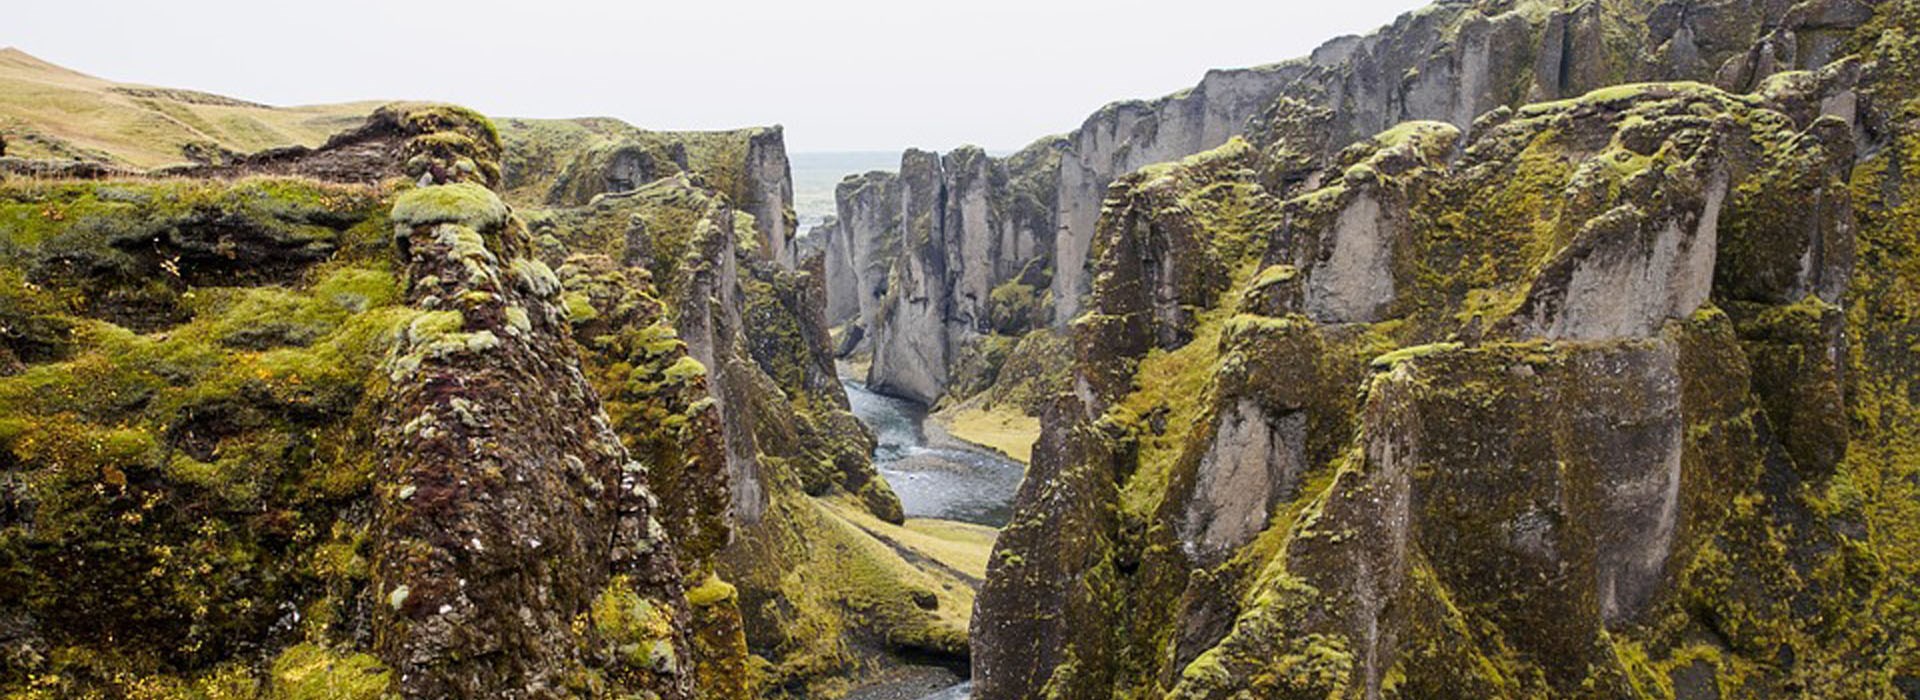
[171, 103, 507, 186]
[498, 119, 798, 269]
[376, 181, 694, 698]
[0, 105, 714, 699]
[1048, 65, 1309, 325]
[670, 191, 770, 524]
[743, 128, 799, 268]
[865, 149, 952, 404]
[516, 123, 983, 694]
[973, 6, 1915, 690]
[827, 169, 903, 331]
[1177, 398, 1306, 565]
[826, 0, 1877, 410]
[822, 141, 1061, 405]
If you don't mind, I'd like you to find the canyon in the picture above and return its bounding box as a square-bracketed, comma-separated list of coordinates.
[0, 0, 1918, 697]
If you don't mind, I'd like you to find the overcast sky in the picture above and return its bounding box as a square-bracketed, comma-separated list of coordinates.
[10, 0, 1427, 153]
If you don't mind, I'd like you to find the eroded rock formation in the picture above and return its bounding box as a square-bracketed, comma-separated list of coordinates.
[0, 105, 716, 699]
[824, 0, 1881, 413]
[502, 120, 975, 695]
[972, 1, 1918, 695]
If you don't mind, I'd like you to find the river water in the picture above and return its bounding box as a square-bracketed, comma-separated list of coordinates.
[841, 377, 1025, 527]
[840, 376, 1024, 700]
[914, 682, 972, 700]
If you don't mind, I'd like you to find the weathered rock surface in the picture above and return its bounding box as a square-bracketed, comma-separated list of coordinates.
[0, 93, 957, 699]
[498, 118, 798, 269]
[376, 182, 694, 698]
[0, 105, 710, 699]
[1177, 398, 1306, 565]
[972, 1, 1918, 693]
[509, 119, 979, 695]
[826, 0, 1879, 414]
[821, 143, 1061, 405]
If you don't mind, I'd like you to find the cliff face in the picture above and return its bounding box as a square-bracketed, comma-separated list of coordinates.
[973, 0, 1917, 696]
[0, 105, 715, 699]
[508, 122, 978, 695]
[498, 118, 798, 270]
[823, 142, 1061, 405]
[0, 90, 976, 697]
[824, 0, 1874, 411]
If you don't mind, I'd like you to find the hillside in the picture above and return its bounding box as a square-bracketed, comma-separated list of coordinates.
[0, 47, 377, 167]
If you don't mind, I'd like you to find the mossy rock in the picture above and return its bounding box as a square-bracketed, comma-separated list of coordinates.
[389, 182, 509, 230]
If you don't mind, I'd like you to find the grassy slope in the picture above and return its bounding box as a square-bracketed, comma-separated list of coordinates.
[0, 47, 377, 167]
[932, 401, 1038, 464]
[821, 497, 998, 583]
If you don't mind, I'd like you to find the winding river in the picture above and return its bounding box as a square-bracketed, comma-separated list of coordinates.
[842, 377, 1025, 527]
[840, 375, 1023, 700]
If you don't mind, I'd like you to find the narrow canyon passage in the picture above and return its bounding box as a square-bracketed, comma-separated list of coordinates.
[838, 373, 1017, 699]
[5, 0, 1920, 696]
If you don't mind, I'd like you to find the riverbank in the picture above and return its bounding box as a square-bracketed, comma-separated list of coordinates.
[836, 364, 1030, 700]
[841, 373, 1026, 527]
[929, 400, 1038, 465]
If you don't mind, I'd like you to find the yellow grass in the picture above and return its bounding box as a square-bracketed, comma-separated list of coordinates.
[819, 497, 999, 581]
[935, 402, 1039, 464]
[897, 519, 999, 580]
[0, 47, 377, 168]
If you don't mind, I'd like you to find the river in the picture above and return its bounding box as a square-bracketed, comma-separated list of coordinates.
[841, 377, 1025, 527]
[841, 375, 1023, 700]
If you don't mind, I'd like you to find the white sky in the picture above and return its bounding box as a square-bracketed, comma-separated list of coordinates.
[9, 0, 1428, 153]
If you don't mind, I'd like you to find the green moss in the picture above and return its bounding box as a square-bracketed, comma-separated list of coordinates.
[592, 575, 678, 670]
[0, 176, 414, 693]
[268, 643, 390, 700]
[389, 183, 508, 230]
[987, 279, 1041, 333]
[1164, 573, 1355, 699]
[560, 290, 598, 322]
[1517, 81, 1728, 116]
[685, 574, 738, 607]
[1110, 309, 1230, 518]
[1372, 120, 1458, 159]
[716, 490, 973, 696]
[1247, 264, 1298, 290]
[1368, 342, 1463, 369]
[662, 355, 706, 382]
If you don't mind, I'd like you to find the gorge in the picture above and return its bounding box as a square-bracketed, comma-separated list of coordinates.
[3, 0, 1920, 697]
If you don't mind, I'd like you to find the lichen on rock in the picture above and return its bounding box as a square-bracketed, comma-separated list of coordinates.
[971, 3, 1920, 695]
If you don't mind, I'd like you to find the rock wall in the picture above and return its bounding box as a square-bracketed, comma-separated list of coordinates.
[0, 101, 850, 700]
[515, 122, 982, 695]
[865, 149, 952, 404]
[825, 0, 1871, 409]
[498, 119, 797, 269]
[743, 127, 799, 269]
[376, 181, 695, 698]
[822, 141, 1061, 404]
[972, 3, 1914, 690]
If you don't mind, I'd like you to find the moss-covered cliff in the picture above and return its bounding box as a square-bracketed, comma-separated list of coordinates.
[0, 104, 725, 699]
[972, 1, 1920, 696]
[820, 0, 1885, 461]
[502, 124, 983, 697]
[0, 84, 986, 698]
